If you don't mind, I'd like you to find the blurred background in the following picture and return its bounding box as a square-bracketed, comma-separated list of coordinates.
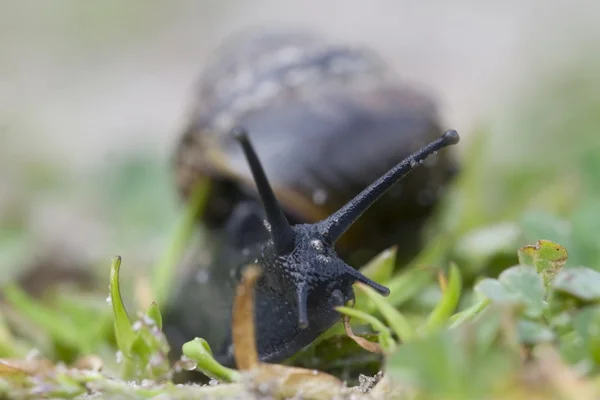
[1, 0, 600, 362]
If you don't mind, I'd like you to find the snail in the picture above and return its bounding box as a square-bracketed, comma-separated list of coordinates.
[162, 27, 460, 369]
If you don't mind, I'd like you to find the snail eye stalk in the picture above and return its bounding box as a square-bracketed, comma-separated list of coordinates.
[232, 127, 296, 255]
[343, 264, 390, 296]
[318, 130, 460, 244]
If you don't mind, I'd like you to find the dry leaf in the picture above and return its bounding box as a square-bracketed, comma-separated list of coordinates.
[438, 269, 448, 292]
[232, 264, 261, 370]
[0, 358, 53, 377]
[343, 315, 383, 354]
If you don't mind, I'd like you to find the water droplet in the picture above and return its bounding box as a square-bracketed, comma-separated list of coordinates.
[106, 296, 112, 305]
[143, 315, 156, 326]
[410, 159, 418, 168]
[179, 355, 197, 371]
[149, 354, 163, 367]
[209, 379, 219, 386]
[132, 321, 142, 332]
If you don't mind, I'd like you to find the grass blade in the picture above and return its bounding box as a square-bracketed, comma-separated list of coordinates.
[355, 282, 416, 342]
[424, 263, 462, 333]
[109, 256, 135, 358]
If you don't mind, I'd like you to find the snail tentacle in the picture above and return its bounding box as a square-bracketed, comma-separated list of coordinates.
[318, 130, 460, 244]
[233, 127, 296, 254]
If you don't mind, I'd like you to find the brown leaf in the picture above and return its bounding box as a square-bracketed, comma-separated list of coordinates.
[232, 264, 262, 370]
[249, 364, 353, 400]
[438, 269, 448, 292]
[0, 358, 53, 377]
[343, 315, 383, 354]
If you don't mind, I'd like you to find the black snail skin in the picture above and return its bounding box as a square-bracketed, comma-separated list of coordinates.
[162, 27, 460, 370]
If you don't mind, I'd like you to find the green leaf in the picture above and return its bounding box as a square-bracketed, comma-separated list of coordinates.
[146, 302, 162, 331]
[498, 266, 545, 319]
[558, 330, 589, 366]
[386, 308, 517, 399]
[359, 246, 397, 283]
[476, 266, 545, 319]
[474, 279, 521, 306]
[129, 331, 153, 366]
[519, 212, 573, 258]
[336, 306, 390, 336]
[424, 263, 462, 333]
[386, 265, 436, 308]
[450, 298, 490, 328]
[385, 235, 451, 308]
[573, 305, 600, 365]
[518, 240, 568, 288]
[354, 247, 398, 315]
[355, 283, 416, 342]
[122, 305, 171, 381]
[517, 319, 554, 344]
[552, 267, 600, 302]
[109, 256, 135, 359]
[182, 338, 240, 382]
[386, 330, 459, 397]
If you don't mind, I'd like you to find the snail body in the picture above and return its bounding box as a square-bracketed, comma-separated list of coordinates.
[162, 28, 459, 368]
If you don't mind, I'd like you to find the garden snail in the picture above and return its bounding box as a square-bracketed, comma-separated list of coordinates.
[162, 27, 460, 368]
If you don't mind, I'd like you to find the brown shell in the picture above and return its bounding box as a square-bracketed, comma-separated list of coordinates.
[174, 27, 457, 262]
